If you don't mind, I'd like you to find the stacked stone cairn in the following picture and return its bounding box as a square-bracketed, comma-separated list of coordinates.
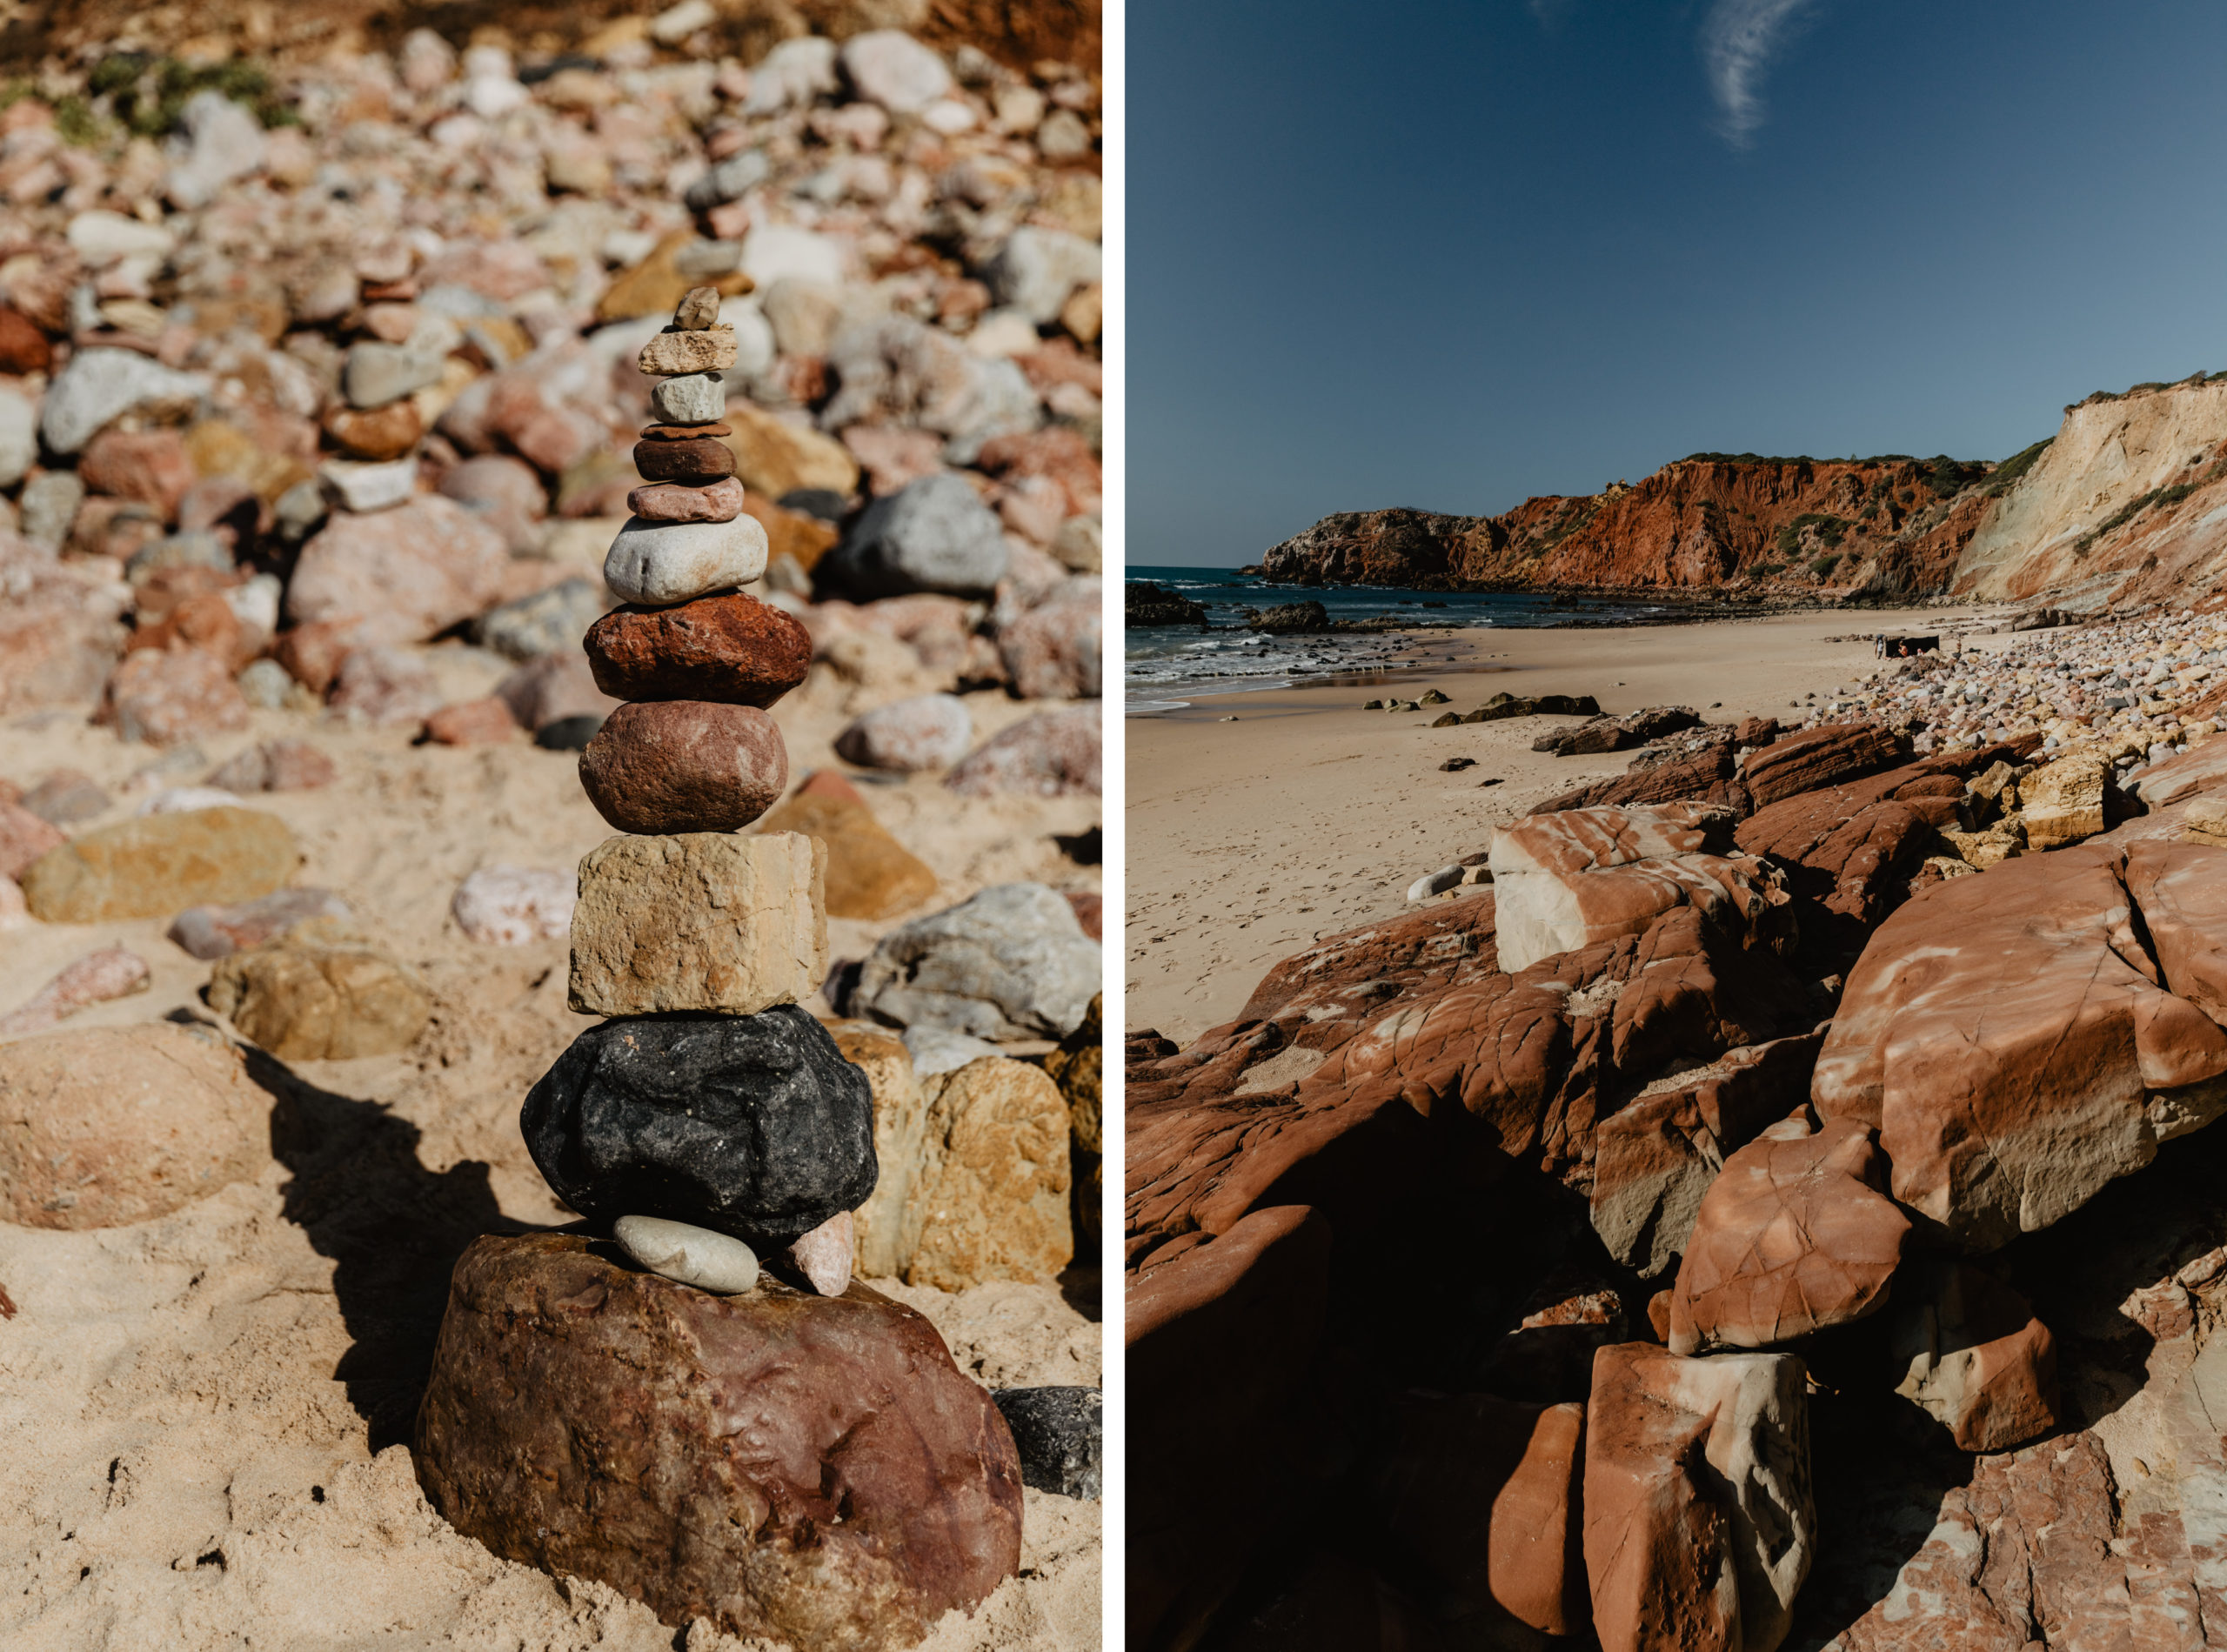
[553, 282, 866, 1295]
[411, 288, 1025, 1648]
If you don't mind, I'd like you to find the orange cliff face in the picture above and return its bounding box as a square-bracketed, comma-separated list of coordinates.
[1254, 455, 2002, 599]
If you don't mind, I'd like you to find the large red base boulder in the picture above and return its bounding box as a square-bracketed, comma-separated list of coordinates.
[413, 1234, 1022, 1651]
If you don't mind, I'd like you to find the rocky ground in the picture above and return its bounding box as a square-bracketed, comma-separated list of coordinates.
[0, 7, 1101, 1648]
[1126, 606, 2227, 1652]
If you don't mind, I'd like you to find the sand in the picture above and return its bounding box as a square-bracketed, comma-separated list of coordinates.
[1125, 605, 2016, 1043]
[0, 641, 1101, 1650]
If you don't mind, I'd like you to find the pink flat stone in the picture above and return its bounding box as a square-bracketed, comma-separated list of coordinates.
[627, 475, 746, 524]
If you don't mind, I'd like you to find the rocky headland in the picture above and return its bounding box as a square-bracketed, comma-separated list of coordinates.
[1253, 373, 2227, 613]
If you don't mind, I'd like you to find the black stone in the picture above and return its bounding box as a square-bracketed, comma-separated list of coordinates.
[534, 713, 604, 751]
[1124, 581, 1207, 629]
[520, 1008, 877, 1247]
[992, 1387, 1101, 1501]
[778, 487, 849, 522]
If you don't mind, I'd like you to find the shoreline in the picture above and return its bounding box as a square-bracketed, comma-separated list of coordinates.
[1124, 604, 2013, 1043]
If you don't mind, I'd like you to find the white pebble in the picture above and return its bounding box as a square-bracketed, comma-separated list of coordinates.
[1406, 865, 1464, 903]
[604, 514, 769, 605]
[136, 786, 245, 816]
[614, 1214, 759, 1294]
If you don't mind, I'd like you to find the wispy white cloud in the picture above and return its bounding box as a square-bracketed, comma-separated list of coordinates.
[1527, 0, 1577, 23]
[1700, 0, 1822, 147]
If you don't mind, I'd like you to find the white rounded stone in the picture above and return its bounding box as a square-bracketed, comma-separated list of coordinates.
[614, 1214, 759, 1294]
[650, 371, 726, 424]
[603, 514, 769, 606]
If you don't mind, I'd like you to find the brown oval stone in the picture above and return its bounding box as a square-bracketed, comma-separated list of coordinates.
[634, 436, 737, 484]
[639, 421, 732, 440]
[584, 592, 812, 706]
[629, 475, 746, 523]
[323, 398, 425, 461]
[578, 699, 787, 833]
[0, 303, 51, 374]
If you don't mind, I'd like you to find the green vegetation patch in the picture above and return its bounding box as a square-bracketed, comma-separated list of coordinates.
[86, 53, 297, 137]
[1776, 512, 1852, 556]
[1983, 438, 2052, 496]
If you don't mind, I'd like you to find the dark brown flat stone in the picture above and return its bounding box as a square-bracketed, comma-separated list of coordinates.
[639, 422, 733, 440]
[634, 437, 736, 484]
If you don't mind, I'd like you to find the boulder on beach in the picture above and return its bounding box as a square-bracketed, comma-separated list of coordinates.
[0, 1023, 271, 1229]
[414, 1233, 1023, 1649]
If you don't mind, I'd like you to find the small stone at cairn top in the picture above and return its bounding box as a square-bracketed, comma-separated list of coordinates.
[672, 284, 722, 331]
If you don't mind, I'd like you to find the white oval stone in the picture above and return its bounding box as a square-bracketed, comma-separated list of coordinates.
[613, 1214, 759, 1294]
[651, 371, 726, 425]
[603, 514, 769, 605]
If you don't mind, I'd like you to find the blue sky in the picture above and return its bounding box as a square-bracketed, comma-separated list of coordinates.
[1128, 0, 2227, 565]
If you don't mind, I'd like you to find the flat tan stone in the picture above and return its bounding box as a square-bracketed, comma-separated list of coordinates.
[207, 921, 431, 1061]
[2021, 751, 2110, 848]
[20, 806, 299, 923]
[638, 326, 738, 375]
[569, 831, 827, 1017]
[901, 1055, 1073, 1291]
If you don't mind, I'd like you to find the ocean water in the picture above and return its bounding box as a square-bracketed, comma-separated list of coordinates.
[1123, 565, 1674, 709]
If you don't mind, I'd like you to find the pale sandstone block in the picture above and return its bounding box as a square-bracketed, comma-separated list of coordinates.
[569, 831, 826, 1016]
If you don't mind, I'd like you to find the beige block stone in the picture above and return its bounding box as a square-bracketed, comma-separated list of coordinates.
[569, 832, 826, 1017]
[2021, 752, 2110, 849]
[901, 1055, 1073, 1291]
[638, 326, 738, 375]
[833, 1022, 924, 1280]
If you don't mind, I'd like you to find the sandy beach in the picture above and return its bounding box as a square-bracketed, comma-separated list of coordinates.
[1125, 605, 2011, 1042]
[0, 645, 1102, 1650]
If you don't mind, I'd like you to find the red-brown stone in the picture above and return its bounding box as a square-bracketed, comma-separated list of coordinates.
[0, 304, 52, 373]
[1667, 1112, 1911, 1354]
[1582, 1343, 1814, 1652]
[79, 427, 195, 519]
[1374, 1392, 1588, 1635]
[422, 697, 519, 746]
[577, 699, 787, 834]
[322, 398, 424, 461]
[1814, 842, 2227, 1250]
[414, 1233, 1022, 1649]
[583, 591, 813, 706]
[640, 421, 732, 440]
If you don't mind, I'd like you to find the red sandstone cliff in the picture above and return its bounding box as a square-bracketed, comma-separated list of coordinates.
[1256, 374, 2227, 610]
[1256, 452, 2010, 599]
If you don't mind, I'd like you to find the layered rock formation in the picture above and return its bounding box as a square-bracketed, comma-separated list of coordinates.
[1127, 692, 2227, 1651]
